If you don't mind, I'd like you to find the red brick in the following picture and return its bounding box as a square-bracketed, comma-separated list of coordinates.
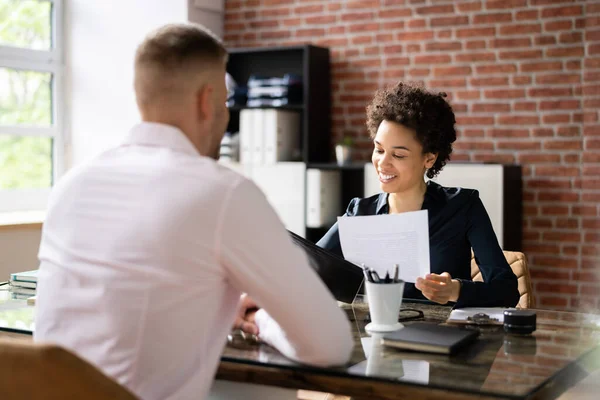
[563, 153, 580, 163]
[541, 297, 568, 307]
[352, 35, 373, 45]
[496, 140, 540, 150]
[499, 24, 542, 36]
[294, 4, 324, 14]
[328, 3, 342, 11]
[499, 50, 543, 60]
[491, 38, 532, 48]
[538, 190, 580, 202]
[531, 218, 553, 228]
[585, 30, 600, 42]
[397, 31, 434, 41]
[583, 84, 600, 96]
[541, 5, 583, 18]
[454, 141, 494, 150]
[305, 15, 337, 25]
[486, 0, 527, 9]
[542, 232, 582, 243]
[406, 44, 421, 53]
[383, 44, 403, 54]
[581, 285, 600, 296]
[466, 40, 487, 50]
[527, 178, 571, 189]
[513, 102, 536, 112]
[296, 28, 325, 37]
[341, 12, 374, 22]
[431, 16, 469, 27]
[378, 8, 412, 18]
[559, 32, 583, 44]
[542, 114, 570, 125]
[537, 283, 578, 294]
[513, 76, 532, 85]
[385, 57, 410, 66]
[262, 0, 292, 5]
[545, 20, 573, 32]
[455, 116, 495, 126]
[584, 99, 600, 109]
[476, 64, 517, 74]
[546, 47, 585, 58]
[472, 103, 510, 112]
[473, 13, 513, 24]
[408, 68, 430, 76]
[328, 26, 345, 35]
[536, 166, 581, 177]
[583, 193, 600, 202]
[346, 0, 380, 9]
[573, 272, 600, 283]
[456, 90, 481, 100]
[588, 3, 600, 14]
[529, 88, 573, 97]
[429, 78, 467, 88]
[535, 73, 580, 85]
[415, 4, 454, 14]
[408, 19, 427, 29]
[382, 21, 406, 30]
[426, 42, 462, 52]
[473, 153, 516, 163]
[540, 206, 569, 216]
[456, 27, 496, 38]
[532, 128, 553, 137]
[470, 77, 509, 86]
[484, 89, 525, 99]
[433, 66, 472, 77]
[282, 18, 302, 27]
[414, 54, 452, 64]
[529, 269, 570, 280]
[584, 125, 600, 136]
[521, 61, 563, 73]
[260, 30, 291, 40]
[540, 100, 580, 111]
[382, 69, 405, 79]
[535, 35, 557, 46]
[516, 10, 539, 21]
[498, 115, 539, 125]
[455, 53, 496, 63]
[488, 128, 529, 138]
[557, 126, 580, 137]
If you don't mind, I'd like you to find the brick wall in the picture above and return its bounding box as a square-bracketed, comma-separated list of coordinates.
[224, 0, 600, 312]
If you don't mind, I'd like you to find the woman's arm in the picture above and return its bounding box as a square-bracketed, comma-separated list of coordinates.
[457, 193, 520, 308]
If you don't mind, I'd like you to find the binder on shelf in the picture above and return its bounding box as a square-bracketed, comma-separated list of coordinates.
[252, 110, 265, 165]
[263, 109, 300, 164]
[306, 169, 341, 228]
[239, 109, 254, 164]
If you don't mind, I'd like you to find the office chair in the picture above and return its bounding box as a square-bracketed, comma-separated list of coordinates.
[0, 339, 138, 400]
[471, 251, 535, 309]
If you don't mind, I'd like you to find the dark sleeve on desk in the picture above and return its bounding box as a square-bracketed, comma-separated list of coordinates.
[316, 198, 360, 258]
[455, 194, 520, 308]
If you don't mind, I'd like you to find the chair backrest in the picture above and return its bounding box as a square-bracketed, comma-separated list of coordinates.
[0, 339, 138, 400]
[471, 251, 534, 309]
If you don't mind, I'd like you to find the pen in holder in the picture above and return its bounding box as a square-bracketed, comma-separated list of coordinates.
[362, 264, 405, 333]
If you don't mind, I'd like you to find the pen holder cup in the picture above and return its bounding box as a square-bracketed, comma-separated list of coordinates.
[365, 280, 405, 333]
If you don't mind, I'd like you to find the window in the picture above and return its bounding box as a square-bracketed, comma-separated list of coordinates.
[0, 0, 63, 213]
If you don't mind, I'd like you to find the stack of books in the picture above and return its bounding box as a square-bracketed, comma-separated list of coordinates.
[9, 270, 38, 298]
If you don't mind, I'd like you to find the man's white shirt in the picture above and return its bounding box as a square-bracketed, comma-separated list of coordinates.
[34, 122, 353, 400]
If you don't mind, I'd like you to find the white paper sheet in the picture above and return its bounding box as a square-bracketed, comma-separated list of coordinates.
[448, 307, 509, 323]
[337, 211, 430, 283]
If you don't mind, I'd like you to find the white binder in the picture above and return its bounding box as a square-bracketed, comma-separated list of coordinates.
[239, 109, 254, 164]
[263, 109, 301, 164]
[306, 169, 341, 228]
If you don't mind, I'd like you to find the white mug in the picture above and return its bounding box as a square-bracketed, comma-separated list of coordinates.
[365, 280, 405, 333]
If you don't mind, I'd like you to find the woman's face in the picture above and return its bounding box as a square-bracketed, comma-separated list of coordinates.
[371, 120, 437, 194]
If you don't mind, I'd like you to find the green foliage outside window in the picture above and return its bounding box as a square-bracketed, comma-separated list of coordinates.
[0, 0, 54, 190]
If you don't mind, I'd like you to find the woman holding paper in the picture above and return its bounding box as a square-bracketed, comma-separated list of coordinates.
[317, 82, 519, 308]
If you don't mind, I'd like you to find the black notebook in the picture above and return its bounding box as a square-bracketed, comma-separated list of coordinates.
[287, 230, 363, 304]
[381, 322, 479, 355]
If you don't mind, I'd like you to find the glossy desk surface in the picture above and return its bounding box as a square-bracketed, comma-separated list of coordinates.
[1, 289, 599, 400]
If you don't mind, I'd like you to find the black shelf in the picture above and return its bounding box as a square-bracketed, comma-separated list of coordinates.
[226, 44, 331, 163]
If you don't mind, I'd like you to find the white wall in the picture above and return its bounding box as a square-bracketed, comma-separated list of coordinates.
[65, 0, 189, 166]
[0, 227, 41, 280]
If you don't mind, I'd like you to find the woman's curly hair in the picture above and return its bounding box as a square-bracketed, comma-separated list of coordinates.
[366, 82, 457, 179]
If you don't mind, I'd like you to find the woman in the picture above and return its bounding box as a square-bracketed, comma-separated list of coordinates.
[318, 82, 519, 308]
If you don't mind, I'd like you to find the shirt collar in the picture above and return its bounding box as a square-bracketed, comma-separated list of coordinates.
[121, 122, 200, 156]
[376, 180, 443, 214]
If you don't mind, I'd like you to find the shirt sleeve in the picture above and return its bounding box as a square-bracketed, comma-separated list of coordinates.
[216, 178, 353, 367]
[455, 193, 520, 308]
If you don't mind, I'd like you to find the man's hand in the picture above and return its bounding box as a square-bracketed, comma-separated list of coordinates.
[233, 294, 260, 335]
[415, 272, 461, 305]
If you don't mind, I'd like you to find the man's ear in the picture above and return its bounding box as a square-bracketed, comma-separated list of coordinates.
[196, 83, 214, 120]
[425, 152, 438, 169]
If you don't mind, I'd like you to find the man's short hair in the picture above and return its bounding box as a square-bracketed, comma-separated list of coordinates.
[134, 23, 228, 105]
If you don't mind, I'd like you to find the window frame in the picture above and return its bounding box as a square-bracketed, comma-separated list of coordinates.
[0, 0, 64, 213]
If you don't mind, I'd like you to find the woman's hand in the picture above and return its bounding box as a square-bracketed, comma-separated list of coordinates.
[415, 272, 461, 305]
[233, 294, 260, 335]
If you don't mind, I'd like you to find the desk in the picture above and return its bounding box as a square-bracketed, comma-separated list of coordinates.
[1, 290, 599, 399]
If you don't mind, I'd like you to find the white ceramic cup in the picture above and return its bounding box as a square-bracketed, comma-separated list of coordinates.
[365, 280, 405, 333]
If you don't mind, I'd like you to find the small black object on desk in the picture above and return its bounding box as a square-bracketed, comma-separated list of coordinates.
[503, 309, 537, 335]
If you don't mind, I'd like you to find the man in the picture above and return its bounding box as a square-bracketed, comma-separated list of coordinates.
[34, 23, 353, 400]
